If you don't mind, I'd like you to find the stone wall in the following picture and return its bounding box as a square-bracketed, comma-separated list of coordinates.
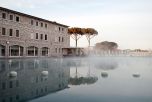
[0, 7, 70, 58]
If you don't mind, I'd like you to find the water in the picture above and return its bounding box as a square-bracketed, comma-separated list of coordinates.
[0, 57, 152, 102]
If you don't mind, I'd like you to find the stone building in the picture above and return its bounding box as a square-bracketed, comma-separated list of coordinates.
[0, 7, 70, 58]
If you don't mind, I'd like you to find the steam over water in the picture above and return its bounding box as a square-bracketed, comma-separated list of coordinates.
[0, 57, 152, 102]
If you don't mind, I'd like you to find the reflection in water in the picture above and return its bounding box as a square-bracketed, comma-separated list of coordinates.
[0, 57, 152, 102]
[65, 58, 98, 85]
[69, 77, 98, 85]
[132, 73, 140, 78]
[101, 72, 108, 78]
[0, 59, 70, 102]
[9, 71, 18, 78]
[93, 58, 118, 71]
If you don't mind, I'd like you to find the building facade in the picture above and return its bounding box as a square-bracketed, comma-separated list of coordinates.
[0, 7, 70, 58]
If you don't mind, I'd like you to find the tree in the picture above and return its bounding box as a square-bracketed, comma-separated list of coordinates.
[68, 27, 98, 47]
[95, 41, 118, 51]
[68, 27, 84, 47]
[85, 28, 98, 47]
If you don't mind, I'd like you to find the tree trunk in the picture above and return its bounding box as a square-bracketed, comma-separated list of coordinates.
[76, 39, 77, 48]
[88, 38, 90, 47]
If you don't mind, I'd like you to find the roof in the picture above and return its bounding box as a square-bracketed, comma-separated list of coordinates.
[63, 47, 85, 49]
[0, 6, 69, 27]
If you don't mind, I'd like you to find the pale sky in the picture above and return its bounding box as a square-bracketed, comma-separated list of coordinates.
[0, 0, 152, 49]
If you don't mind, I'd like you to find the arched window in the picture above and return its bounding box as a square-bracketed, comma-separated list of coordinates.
[42, 47, 49, 56]
[0, 45, 5, 56]
[9, 45, 23, 56]
[27, 46, 38, 56]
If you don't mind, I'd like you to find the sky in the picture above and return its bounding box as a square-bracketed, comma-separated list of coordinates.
[0, 0, 152, 49]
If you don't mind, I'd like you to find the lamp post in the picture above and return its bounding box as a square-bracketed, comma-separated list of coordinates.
[6, 41, 9, 57]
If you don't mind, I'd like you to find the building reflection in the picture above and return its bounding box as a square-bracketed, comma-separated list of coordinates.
[0, 58, 70, 102]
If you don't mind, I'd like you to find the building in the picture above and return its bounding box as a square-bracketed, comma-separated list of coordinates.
[0, 7, 70, 58]
[62, 47, 86, 57]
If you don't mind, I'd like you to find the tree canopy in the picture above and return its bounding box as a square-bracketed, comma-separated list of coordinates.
[68, 27, 84, 35]
[95, 41, 118, 50]
[68, 27, 98, 47]
[68, 27, 98, 35]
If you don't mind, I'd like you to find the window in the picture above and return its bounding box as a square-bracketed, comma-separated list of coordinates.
[62, 37, 64, 42]
[55, 48, 57, 53]
[45, 24, 47, 28]
[36, 22, 38, 26]
[41, 88, 43, 93]
[42, 47, 49, 56]
[16, 30, 19, 37]
[2, 13, 6, 19]
[59, 27, 60, 31]
[40, 34, 43, 40]
[62, 28, 64, 31]
[9, 81, 13, 88]
[2, 82, 6, 90]
[31, 20, 33, 25]
[59, 37, 61, 42]
[27, 46, 38, 56]
[2, 28, 6, 35]
[59, 48, 60, 53]
[36, 76, 38, 83]
[0, 45, 5, 56]
[16, 80, 19, 87]
[9, 45, 23, 56]
[2, 99, 6, 102]
[45, 86, 47, 92]
[62, 48, 63, 53]
[10, 15, 13, 20]
[16, 95, 19, 100]
[45, 34, 47, 40]
[9, 29, 13, 36]
[41, 23, 43, 27]
[16, 16, 19, 22]
[10, 97, 13, 102]
[36, 88, 38, 95]
[36, 33, 38, 39]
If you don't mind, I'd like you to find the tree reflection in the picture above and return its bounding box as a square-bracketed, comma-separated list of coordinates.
[69, 76, 98, 85]
[95, 60, 118, 71]
[101, 72, 108, 78]
[69, 59, 98, 85]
